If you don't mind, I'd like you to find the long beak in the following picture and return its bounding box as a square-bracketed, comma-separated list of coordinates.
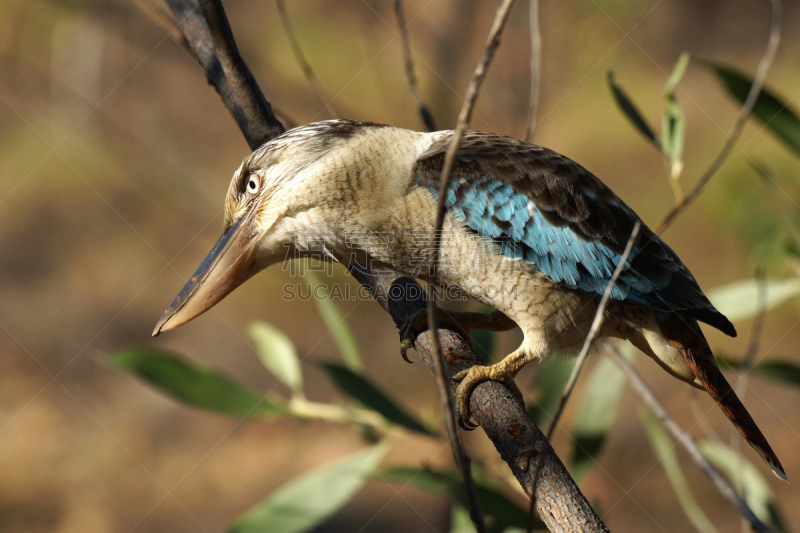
[152, 203, 261, 336]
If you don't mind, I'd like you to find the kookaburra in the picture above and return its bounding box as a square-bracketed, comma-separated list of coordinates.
[153, 119, 786, 480]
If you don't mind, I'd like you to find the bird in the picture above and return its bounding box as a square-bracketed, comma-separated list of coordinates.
[153, 119, 786, 481]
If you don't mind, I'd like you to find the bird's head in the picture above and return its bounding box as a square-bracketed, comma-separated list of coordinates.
[152, 123, 344, 336]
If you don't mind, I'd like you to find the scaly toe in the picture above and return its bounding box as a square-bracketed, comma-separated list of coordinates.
[452, 369, 469, 382]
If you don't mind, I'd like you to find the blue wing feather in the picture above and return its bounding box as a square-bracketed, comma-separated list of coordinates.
[414, 131, 737, 337]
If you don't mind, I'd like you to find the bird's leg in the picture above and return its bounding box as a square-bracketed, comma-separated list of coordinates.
[452, 346, 532, 430]
[398, 309, 516, 363]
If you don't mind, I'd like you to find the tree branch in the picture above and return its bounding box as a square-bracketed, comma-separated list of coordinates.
[394, 0, 437, 132]
[523, 0, 541, 143]
[368, 272, 609, 533]
[607, 344, 772, 533]
[275, 0, 339, 119]
[545, 221, 641, 441]
[163, 1, 608, 530]
[427, 1, 517, 529]
[654, 0, 781, 234]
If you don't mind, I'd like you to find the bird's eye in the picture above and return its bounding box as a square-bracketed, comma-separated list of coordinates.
[246, 175, 261, 195]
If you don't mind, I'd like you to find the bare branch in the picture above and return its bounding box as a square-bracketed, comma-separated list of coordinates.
[523, 0, 542, 143]
[275, 0, 339, 119]
[196, 0, 285, 148]
[546, 221, 641, 441]
[426, 1, 517, 529]
[394, 0, 437, 131]
[654, 0, 781, 234]
[607, 344, 773, 533]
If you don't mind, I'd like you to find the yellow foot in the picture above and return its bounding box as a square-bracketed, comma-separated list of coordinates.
[452, 347, 530, 430]
[453, 363, 516, 430]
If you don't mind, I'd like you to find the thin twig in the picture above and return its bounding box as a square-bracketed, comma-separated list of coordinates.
[275, 0, 339, 119]
[654, 0, 781, 234]
[608, 345, 773, 533]
[427, 1, 516, 530]
[394, 0, 437, 131]
[731, 269, 767, 533]
[545, 221, 641, 441]
[523, 0, 541, 143]
[526, 221, 640, 532]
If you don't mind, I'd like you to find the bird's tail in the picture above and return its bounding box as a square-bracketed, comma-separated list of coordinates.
[658, 315, 788, 482]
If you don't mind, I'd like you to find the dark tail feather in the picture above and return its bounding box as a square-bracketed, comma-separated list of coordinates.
[659, 315, 788, 482]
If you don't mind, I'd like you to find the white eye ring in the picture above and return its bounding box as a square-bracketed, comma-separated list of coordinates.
[246, 175, 261, 195]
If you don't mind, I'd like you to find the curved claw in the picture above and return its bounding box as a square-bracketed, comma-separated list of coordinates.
[453, 367, 481, 430]
[399, 340, 414, 364]
[398, 309, 430, 364]
[458, 415, 478, 431]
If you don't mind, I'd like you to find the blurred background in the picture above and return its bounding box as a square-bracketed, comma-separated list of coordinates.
[1, 0, 800, 531]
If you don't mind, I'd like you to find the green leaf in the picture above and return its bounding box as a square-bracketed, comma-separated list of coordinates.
[305, 270, 363, 373]
[752, 361, 800, 386]
[570, 344, 634, 482]
[661, 53, 689, 179]
[248, 321, 303, 396]
[103, 349, 285, 418]
[662, 95, 685, 177]
[320, 363, 435, 437]
[380, 466, 546, 531]
[698, 440, 787, 532]
[707, 277, 800, 323]
[527, 357, 575, 428]
[607, 71, 660, 148]
[664, 52, 690, 96]
[707, 62, 800, 157]
[450, 504, 477, 533]
[639, 409, 718, 533]
[715, 355, 800, 388]
[230, 443, 387, 533]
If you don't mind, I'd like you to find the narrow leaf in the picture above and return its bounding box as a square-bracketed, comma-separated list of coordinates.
[708, 277, 800, 323]
[708, 62, 800, 156]
[306, 270, 363, 373]
[450, 504, 477, 533]
[661, 53, 689, 179]
[640, 409, 718, 533]
[320, 363, 435, 436]
[104, 349, 285, 418]
[230, 444, 387, 533]
[380, 467, 546, 531]
[662, 95, 686, 178]
[570, 343, 635, 482]
[607, 71, 660, 148]
[664, 52, 690, 96]
[752, 361, 800, 386]
[698, 440, 786, 531]
[248, 321, 303, 395]
[715, 355, 800, 388]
